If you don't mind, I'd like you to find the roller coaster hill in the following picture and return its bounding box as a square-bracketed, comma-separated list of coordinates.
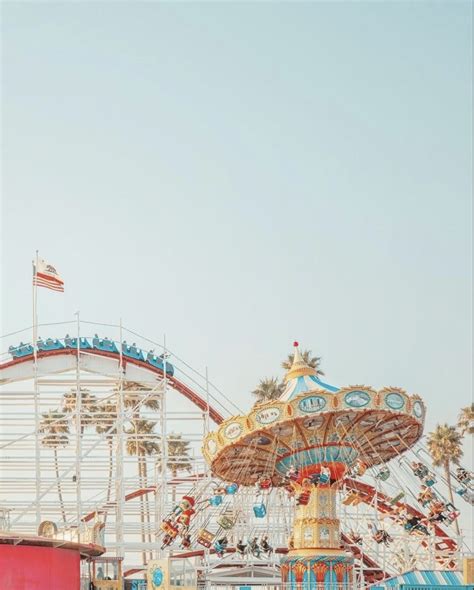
[0, 322, 473, 590]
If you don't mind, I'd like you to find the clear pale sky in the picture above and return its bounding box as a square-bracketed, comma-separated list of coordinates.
[1, 1, 472, 448]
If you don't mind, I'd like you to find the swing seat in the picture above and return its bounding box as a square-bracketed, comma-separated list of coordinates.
[355, 460, 367, 474]
[297, 492, 311, 506]
[390, 492, 405, 505]
[197, 529, 214, 548]
[342, 491, 361, 506]
[217, 516, 235, 530]
[376, 469, 390, 481]
[209, 495, 223, 507]
[424, 477, 436, 487]
[463, 491, 474, 505]
[446, 511, 460, 522]
[318, 473, 330, 484]
[225, 483, 238, 494]
[253, 503, 267, 518]
[160, 520, 178, 535]
[259, 479, 272, 490]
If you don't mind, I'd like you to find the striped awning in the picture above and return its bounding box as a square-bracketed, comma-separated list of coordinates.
[376, 569, 465, 587]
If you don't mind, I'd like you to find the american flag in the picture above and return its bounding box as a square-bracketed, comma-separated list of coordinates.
[33, 259, 64, 292]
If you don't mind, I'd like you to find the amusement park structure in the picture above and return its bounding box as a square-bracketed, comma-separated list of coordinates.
[202, 343, 427, 588]
[0, 323, 473, 589]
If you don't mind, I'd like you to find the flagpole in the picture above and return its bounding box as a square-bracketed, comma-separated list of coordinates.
[32, 250, 41, 530]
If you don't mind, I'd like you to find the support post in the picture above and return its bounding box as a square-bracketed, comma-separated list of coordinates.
[115, 319, 125, 558]
[32, 251, 41, 529]
[158, 334, 168, 559]
[75, 311, 82, 536]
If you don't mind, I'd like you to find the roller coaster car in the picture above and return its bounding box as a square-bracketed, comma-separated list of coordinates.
[9, 343, 34, 358]
[64, 336, 92, 349]
[253, 502, 267, 518]
[197, 529, 214, 548]
[146, 351, 175, 376]
[217, 515, 235, 530]
[92, 335, 119, 353]
[37, 338, 65, 351]
[122, 342, 145, 362]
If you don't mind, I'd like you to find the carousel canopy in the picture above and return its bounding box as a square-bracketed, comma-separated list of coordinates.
[280, 344, 338, 402]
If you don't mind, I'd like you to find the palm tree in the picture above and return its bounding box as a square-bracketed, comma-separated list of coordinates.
[252, 377, 284, 406]
[95, 382, 161, 541]
[122, 381, 160, 413]
[427, 424, 463, 535]
[458, 404, 474, 436]
[39, 410, 70, 524]
[157, 433, 193, 503]
[166, 434, 192, 478]
[62, 387, 98, 433]
[281, 349, 324, 375]
[125, 418, 160, 564]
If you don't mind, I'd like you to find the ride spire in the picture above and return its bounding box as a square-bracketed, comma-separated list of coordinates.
[284, 342, 317, 382]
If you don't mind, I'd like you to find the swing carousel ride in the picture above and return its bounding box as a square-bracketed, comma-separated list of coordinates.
[1, 326, 473, 589]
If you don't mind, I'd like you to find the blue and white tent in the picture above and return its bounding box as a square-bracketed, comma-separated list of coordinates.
[371, 569, 472, 588]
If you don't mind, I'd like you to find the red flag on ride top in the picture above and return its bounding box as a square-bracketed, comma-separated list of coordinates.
[33, 259, 64, 292]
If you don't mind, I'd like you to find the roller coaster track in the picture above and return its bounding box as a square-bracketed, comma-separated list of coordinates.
[0, 347, 224, 423]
